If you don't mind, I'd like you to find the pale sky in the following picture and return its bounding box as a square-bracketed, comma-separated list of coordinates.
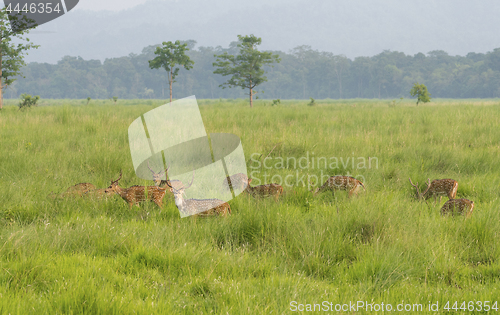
[74, 0, 150, 11]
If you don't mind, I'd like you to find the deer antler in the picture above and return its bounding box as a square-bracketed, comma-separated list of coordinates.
[112, 170, 122, 185]
[148, 161, 167, 176]
[183, 170, 195, 190]
[409, 177, 420, 198]
[419, 178, 432, 197]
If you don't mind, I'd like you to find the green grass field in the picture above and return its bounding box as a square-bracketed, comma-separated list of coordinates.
[1, 98, 500, 314]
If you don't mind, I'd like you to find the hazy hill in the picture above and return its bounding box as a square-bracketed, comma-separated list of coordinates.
[20, 0, 500, 63]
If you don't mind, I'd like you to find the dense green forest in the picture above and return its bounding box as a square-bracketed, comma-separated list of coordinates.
[7, 41, 500, 99]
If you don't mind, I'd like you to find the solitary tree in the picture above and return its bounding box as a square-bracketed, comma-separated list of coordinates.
[148, 40, 194, 103]
[410, 82, 431, 105]
[213, 35, 280, 108]
[0, 8, 39, 110]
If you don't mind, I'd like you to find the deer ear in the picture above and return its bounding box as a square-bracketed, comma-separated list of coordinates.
[248, 178, 253, 184]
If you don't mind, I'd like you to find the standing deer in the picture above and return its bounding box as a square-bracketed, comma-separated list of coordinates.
[312, 176, 365, 198]
[148, 161, 183, 190]
[244, 178, 283, 200]
[105, 171, 170, 209]
[166, 172, 231, 217]
[440, 198, 474, 217]
[222, 173, 249, 193]
[409, 178, 458, 204]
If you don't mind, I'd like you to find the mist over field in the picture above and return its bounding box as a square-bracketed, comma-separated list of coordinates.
[21, 0, 500, 64]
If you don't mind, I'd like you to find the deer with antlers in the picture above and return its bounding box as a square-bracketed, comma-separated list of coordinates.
[222, 173, 249, 193]
[148, 161, 183, 190]
[244, 178, 283, 200]
[440, 198, 474, 217]
[312, 175, 365, 198]
[409, 178, 458, 204]
[105, 171, 170, 209]
[165, 171, 231, 217]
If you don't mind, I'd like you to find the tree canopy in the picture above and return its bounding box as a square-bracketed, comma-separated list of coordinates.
[148, 40, 194, 103]
[7, 44, 500, 101]
[213, 35, 280, 107]
[410, 83, 431, 105]
[0, 8, 39, 109]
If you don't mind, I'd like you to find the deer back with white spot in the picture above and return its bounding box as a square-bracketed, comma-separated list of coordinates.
[105, 171, 170, 209]
[441, 198, 474, 217]
[409, 178, 458, 203]
[222, 173, 249, 192]
[50, 183, 96, 199]
[245, 178, 283, 200]
[312, 176, 365, 197]
[166, 171, 231, 217]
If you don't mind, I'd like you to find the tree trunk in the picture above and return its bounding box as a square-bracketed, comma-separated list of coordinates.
[249, 87, 253, 108]
[0, 44, 3, 110]
[169, 69, 173, 103]
[249, 79, 253, 108]
[0, 79, 3, 110]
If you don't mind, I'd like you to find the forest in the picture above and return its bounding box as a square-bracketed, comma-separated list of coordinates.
[7, 40, 500, 100]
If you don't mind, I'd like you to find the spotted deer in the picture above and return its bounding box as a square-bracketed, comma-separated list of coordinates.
[104, 171, 170, 209]
[440, 198, 474, 217]
[222, 173, 249, 193]
[166, 172, 231, 217]
[312, 176, 365, 198]
[244, 178, 283, 200]
[409, 178, 458, 204]
[148, 161, 183, 190]
[48, 183, 97, 199]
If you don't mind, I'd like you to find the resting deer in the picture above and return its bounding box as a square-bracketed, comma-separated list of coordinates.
[244, 178, 283, 200]
[312, 176, 365, 198]
[222, 173, 249, 193]
[48, 183, 97, 199]
[409, 178, 458, 204]
[441, 198, 474, 217]
[105, 171, 170, 209]
[166, 172, 231, 217]
[148, 161, 183, 190]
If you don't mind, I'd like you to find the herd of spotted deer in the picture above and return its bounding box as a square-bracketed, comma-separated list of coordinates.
[49, 162, 474, 218]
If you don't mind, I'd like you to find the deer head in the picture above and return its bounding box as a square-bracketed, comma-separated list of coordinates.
[165, 170, 195, 204]
[105, 170, 123, 194]
[148, 161, 169, 186]
[409, 177, 431, 200]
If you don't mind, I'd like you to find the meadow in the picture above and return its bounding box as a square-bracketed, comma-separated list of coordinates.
[0, 98, 500, 314]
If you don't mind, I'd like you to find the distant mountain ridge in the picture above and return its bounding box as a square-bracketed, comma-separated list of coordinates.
[20, 0, 500, 64]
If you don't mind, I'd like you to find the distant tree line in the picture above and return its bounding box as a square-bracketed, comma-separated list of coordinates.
[6, 41, 500, 99]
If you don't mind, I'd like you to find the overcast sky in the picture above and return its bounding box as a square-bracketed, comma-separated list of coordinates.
[74, 0, 149, 11]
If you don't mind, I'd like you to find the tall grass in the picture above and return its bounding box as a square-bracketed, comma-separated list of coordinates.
[0, 99, 500, 313]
